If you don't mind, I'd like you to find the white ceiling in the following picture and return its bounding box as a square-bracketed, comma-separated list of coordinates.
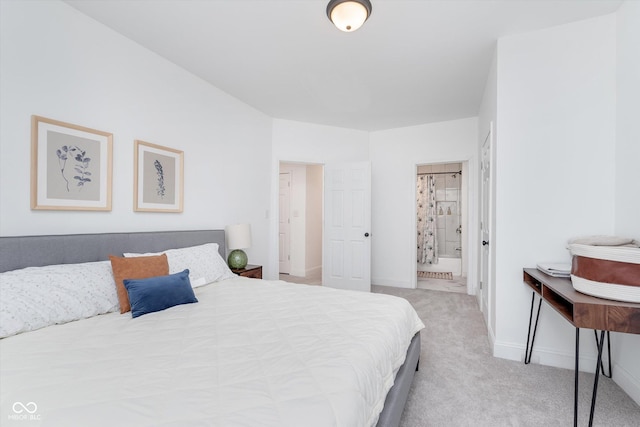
[65, 0, 622, 131]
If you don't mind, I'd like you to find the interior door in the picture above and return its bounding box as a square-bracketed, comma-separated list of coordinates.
[279, 172, 291, 274]
[323, 162, 371, 292]
[479, 127, 492, 324]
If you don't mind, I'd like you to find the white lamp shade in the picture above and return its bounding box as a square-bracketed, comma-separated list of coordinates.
[226, 223, 252, 250]
[329, 1, 370, 32]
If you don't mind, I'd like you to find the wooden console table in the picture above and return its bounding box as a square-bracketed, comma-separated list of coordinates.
[523, 268, 640, 427]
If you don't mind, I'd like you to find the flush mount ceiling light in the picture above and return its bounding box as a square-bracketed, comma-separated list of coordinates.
[327, 0, 372, 32]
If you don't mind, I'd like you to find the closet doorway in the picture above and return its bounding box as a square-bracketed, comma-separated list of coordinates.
[416, 162, 468, 293]
[278, 162, 323, 286]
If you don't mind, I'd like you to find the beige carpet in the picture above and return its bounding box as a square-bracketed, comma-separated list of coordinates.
[371, 285, 640, 426]
[417, 275, 467, 294]
[279, 272, 321, 286]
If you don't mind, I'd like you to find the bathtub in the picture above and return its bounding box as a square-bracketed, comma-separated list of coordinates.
[418, 256, 462, 276]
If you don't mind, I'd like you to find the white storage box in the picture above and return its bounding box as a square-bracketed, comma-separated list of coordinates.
[568, 243, 640, 303]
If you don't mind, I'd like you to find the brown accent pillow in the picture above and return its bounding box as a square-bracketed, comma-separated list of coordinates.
[109, 254, 169, 313]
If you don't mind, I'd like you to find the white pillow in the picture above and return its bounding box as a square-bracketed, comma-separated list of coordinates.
[124, 243, 235, 287]
[0, 261, 119, 338]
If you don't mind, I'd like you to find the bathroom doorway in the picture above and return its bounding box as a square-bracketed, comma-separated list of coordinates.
[416, 162, 468, 293]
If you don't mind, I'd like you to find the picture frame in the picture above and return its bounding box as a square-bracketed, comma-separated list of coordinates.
[31, 115, 113, 211]
[134, 140, 184, 212]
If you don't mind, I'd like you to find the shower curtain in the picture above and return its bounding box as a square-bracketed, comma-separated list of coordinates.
[417, 174, 438, 264]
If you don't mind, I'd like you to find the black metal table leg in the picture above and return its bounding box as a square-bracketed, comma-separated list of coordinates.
[575, 328, 579, 427]
[588, 330, 607, 427]
[524, 291, 542, 364]
[593, 330, 612, 378]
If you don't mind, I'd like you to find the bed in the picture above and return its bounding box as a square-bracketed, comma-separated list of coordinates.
[0, 230, 424, 427]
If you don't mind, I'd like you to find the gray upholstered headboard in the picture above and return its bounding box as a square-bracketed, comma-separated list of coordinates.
[0, 230, 226, 273]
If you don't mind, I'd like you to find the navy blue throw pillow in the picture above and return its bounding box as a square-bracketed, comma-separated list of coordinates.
[124, 269, 198, 318]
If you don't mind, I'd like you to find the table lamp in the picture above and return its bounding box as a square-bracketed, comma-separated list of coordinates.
[226, 223, 251, 269]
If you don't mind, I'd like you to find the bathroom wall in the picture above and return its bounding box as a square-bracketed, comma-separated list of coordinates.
[418, 162, 463, 258]
[417, 162, 464, 275]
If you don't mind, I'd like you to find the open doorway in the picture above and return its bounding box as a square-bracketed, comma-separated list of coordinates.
[416, 161, 469, 293]
[278, 162, 323, 286]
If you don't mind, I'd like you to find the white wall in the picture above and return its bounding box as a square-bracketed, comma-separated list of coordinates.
[613, 0, 640, 404]
[369, 117, 479, 289]
[269, 119, 369, 280]
[615, 1, 640, 237]
[494, 13, 619, 372]
[305, 164, 323, 277]
[0, 1, 272, 268]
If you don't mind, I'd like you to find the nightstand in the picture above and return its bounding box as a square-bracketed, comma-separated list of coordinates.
[231, 264, 262, 279]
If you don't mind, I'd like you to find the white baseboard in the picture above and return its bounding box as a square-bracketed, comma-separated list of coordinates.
[492, 340, 525, 363]
[371, 277, 413, 289]
[494, 340, 599, 372]
[493, 340, 640, 405]
[487, 323, 496, 350]
[613, 361, 640, 406]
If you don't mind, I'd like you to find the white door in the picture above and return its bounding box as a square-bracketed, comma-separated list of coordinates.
[323, 162, 371, 292]
[279, 172, 291, 274]
[479, 127, 492, 324]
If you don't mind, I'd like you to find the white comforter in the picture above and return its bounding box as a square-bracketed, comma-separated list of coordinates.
[1, 277, 424, 427]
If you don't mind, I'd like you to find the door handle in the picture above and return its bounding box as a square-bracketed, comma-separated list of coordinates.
[364, 233, 370, 237]
[482, 240, 489, 246]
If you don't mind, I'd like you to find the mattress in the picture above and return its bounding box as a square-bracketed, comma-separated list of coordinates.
[0, 277, 424, 427]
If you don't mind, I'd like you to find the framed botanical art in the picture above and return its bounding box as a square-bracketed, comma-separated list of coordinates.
[134, 140, 184, 212]
[31, 115, 113, 211]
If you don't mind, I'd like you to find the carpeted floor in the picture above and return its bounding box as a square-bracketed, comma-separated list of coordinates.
[371, 285, 640, 427]
[417, 275, 467, 294]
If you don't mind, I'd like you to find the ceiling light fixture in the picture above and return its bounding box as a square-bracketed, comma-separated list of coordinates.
[326, 0, 372, 32]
